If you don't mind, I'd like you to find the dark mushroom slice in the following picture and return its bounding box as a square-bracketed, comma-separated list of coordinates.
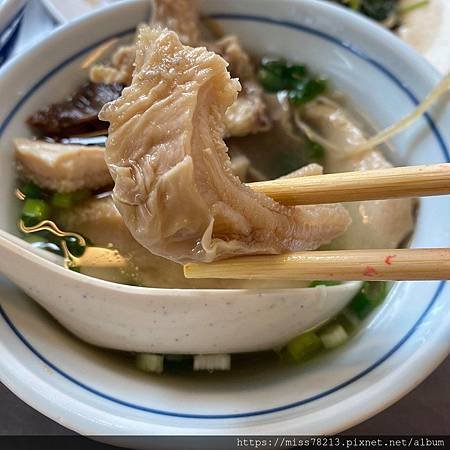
[27, 82, 123, 138]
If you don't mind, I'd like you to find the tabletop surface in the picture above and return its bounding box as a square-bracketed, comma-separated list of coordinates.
[1, 1, 449, 443]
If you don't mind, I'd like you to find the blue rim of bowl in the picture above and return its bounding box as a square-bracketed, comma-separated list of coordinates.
[0, 13, 448, 420]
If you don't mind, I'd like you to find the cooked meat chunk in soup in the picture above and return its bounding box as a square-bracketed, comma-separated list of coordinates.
[55, 196, 310, 288]
[153, 0, 201, 45]
[15, 137, 253, 191]
[209, 36, 271, 137]
[55, 196, 195, 287]
[90, 45, 136, 85]
[299, 98, 414, 249]
[14, 139, 112, 192]
[226, 93, 316, 180]
[91, 0, 271, 137]
[90, 0, 200, 85]
[99, 27, 351, 263]
[280, 163, 323, 179]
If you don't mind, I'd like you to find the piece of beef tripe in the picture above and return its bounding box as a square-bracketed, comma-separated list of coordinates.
[99, 27, 351, 264]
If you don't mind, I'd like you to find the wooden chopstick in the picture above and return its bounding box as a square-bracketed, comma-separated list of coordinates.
[184, 248, 450, 281]
[247, 163, 450, 205]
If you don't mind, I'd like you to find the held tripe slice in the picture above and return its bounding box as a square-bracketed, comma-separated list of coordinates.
[99, 27, 351, 264]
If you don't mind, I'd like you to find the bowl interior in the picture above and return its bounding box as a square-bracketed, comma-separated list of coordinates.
[0, 0, 448, 435]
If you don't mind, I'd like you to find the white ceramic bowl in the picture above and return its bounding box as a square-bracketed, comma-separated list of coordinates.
[0, 0, 363, 356]
[40, 0, 450, 75]
[0, 0, 449, 439]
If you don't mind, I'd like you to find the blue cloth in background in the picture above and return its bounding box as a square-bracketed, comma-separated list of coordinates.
[11, 0, 57, 58]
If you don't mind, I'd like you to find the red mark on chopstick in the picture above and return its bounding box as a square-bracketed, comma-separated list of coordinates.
[363, 266, 377, 277]
[385, 255, 396, 265]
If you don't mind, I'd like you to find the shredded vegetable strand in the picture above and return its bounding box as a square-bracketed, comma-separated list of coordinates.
[81, 38, 119, 69]
[352, 74, 450, 155]
[399, 0, 430, 16]
[293, 109, 340, 151]
[19, 219, 87, 247]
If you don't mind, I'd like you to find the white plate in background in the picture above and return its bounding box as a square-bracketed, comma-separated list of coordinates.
[40, 0, 110, 23]
[398, 0, 450, 74]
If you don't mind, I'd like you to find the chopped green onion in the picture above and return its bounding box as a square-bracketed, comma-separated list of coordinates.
[258, 67, 287, 92]
[136, 354, 164, 374]
[51, 192, 74, 209]
[336, 308, 361, 334]
[319, 322, 349, 349]
[285, 331, 323, 362]
[21, 199, 51, 227]
[289, 78, 327, 105]
[360, 0, 397, 21]
[20, 182, 46, 200]
[51, 189, 90, 209]
[285, 64, 308, 87]
[259, 58, 326, 104]
[193, 354, 231, 371]
[364, 281, 388, 306]
[309, 280, 341, 287]
[349, 281, 387, 319]
[306, 139, 325, 161]
[399, 0, 429, 16]
[349, 290, 374, 319]
[348, 0, 361, 10]
[281, 282, 388, 365]
[334, 0, 398, 23]
[261, 58, 288, 77]
[258, 59, 289, 92]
